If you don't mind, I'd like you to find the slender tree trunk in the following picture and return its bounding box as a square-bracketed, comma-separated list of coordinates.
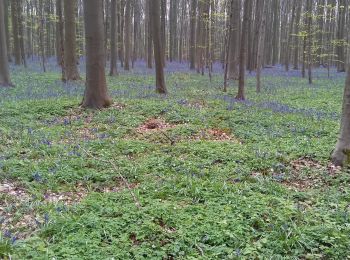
[160, 0, 166, 65]
[150, 0, 167, 94]
[228, 0, 240, 79]
[4, 0, 11, 62]
[110, 0, 118, 76]
[293, 0, 302, 70]
[38, 0, 46, 72]
[56, 0, 64, 67]
[336, 0, 346, 72]
[124, 0, 131, 70]
[0, 0, 12, 87]
[146, 0, 153, 68]
[332, 64, 350, 166]
[11, 0, 21, 65]
[307, 0, 312, 84]
[256, 0, 267, 93]
[63, 0, 80, 81]
[236, 0, 252, 100]
[189, 0, 197, 69]
[82, 0, 112, 109]
[285, 0, 296, 72]
[272, 0, 280, 66]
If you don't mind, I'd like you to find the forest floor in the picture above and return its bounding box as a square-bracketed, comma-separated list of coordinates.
[1, 61, 350, 259]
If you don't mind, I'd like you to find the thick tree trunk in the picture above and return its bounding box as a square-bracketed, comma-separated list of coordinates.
[63, 0, 80, 81]
[110, 0, 118, 76]
[82, 0, 112, 109]
[236, 0, 252, 100]
[332, 64, 350, 166]
[150, 0, 167, 94]
[0, 0, 12, 87]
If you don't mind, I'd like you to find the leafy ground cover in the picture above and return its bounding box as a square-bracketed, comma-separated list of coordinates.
[1, 61, 350, 259]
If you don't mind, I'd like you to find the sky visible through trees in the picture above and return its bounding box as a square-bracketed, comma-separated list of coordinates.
[0, 0, 350, 258]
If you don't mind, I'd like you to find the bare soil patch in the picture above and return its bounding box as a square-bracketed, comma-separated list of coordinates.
[136, 118, 176, 133]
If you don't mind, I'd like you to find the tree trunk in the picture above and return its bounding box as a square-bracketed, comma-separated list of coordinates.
[11, 0, 21, 65]
[307, 0, 312, 84]
[236, 0, 252, 100]
[332, 64, 350, 166]
[256, 0, 267, 93]
[56, 0, 64, 67]
[82, 0, 112, 109]
[285, 0, 296, 72]
[336, 0, 346, 72]
[38, 0, 46, 72]
[189, 0, 197, 69]
[63, 0, 80, 81]
[272, 0, 280, 66]
[293, 0, 302, 70]
[146, 0, 153, 68]
[0, 0, 12, 87]
[150, 0, 167, 94]
[4, 0, 11, 62]
[160, 0, 166, 65]
[110, 0, 118, 76]
[228, 0, 240, 80]
[124, 0, 131, 70]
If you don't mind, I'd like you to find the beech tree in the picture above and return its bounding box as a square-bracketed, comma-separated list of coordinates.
[11, 0, 21, 65]
[332, 64, 350, 166]
[109, 0, 118, 76]
[82, 0, 112, 109]
[0, 0, 12, 87]
[236, 0, 252, 100]
[63, 0, 80, 81]
[124, 0, 131, 70]
[150, 0, 167, 94]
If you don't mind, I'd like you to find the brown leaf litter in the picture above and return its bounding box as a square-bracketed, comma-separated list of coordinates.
[136, 118, 176, 133]
[0, 180, 138, 239]
[283, 157, 342, 191]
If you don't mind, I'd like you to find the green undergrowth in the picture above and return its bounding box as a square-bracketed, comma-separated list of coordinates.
[0, 67, 350, 259]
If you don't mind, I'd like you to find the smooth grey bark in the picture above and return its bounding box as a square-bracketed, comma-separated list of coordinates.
[124, 0, 131, 70]
[332, 64, 350, 166]
[63, 0, 80, 81]
[337, 0, 346, 72]
[189, 0, 197, 69]
[228, 0, 240, 79]
[11, 0, 21, 65]
[82, 0, 112, 109]
[256, 0, 267, 93]
[0, 0, 12, 87]
[237, 0, 252, 100]
[150, 0, 167, 94]
[110, 0, 118, 76]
